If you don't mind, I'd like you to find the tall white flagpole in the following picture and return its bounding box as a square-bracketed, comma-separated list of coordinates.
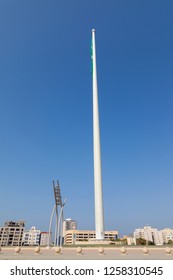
[91, 29, 104, 240]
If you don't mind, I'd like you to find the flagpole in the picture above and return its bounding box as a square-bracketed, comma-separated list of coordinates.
[92, 29, 104, 240]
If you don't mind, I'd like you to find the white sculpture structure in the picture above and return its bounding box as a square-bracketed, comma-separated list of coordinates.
[48, 180, 66, 247]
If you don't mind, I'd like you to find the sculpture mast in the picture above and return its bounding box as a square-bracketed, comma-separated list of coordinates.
[91, 29, 104, 240]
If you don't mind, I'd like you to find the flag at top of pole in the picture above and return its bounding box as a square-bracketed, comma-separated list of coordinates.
[91, 29, 105, 240]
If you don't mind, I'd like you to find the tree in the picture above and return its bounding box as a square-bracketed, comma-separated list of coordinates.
[148, 240, 155, 245]
[136, 238, 146, 245]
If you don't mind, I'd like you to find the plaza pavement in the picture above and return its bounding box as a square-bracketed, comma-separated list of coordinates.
[0, 246, 173, 260]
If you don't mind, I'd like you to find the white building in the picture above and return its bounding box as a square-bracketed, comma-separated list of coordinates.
[126, 237, 136, 245]
[63, 218, 77, 236]
[22, 226, 40, 246]
[40, 232, 51, 246]
[161, 228, 173, 244]
[134, 226, 163, 245]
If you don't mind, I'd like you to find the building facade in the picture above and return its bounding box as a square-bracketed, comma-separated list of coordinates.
[22, 226, 41, 246]
[40, 232, 52, 246]
[134, 226, 163, 245]
[63, 218, 77, 236]
[126, 237, 137, 245]
[64, 230, 118, 245]
[161, 228, 173, 244]
[0, 221, 25, 246]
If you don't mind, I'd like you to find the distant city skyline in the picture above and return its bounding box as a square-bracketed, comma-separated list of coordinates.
[1, 219, 173, 246]
[0, 1, 173, 236]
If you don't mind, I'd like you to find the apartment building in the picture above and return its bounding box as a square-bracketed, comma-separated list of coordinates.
[0, 221, 25, 246]
[22, 226, 41, 246]
[40, 232, 52, 246]
[63, 218, 77, 236]
[161, 228, 173, 244]
[134, 226, 163, 245]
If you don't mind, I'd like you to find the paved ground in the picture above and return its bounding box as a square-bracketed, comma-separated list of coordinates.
[0, 246, 173, 260]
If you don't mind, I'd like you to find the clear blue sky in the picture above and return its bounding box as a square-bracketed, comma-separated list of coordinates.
[0, 0, 173, 236]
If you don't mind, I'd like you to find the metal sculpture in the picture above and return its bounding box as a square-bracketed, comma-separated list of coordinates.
[48, 180, 66, 247]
